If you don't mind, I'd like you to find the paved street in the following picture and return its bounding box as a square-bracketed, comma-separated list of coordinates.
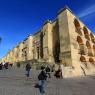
[0, 67, 95, 95]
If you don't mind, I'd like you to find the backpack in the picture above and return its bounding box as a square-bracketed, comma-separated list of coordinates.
[38, 71, 47, 80]
[34, 83, 40, 88]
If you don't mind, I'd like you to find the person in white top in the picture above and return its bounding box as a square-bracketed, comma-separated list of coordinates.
[2, 61, 5, 66]
[60, 63, 64, 78]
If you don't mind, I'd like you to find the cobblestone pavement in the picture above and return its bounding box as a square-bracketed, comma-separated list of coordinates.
[0, 67, 95, 95]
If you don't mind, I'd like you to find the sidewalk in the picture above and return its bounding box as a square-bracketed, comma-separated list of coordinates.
[0, 68, 95, 95]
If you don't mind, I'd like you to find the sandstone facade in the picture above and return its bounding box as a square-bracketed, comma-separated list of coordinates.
[1, 6, 95, 77]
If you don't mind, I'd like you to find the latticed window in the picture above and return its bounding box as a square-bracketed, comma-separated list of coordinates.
[89, 58, 95, 66]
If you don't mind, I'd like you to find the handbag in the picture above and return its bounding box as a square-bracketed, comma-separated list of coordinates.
[34, 83, 40, 88]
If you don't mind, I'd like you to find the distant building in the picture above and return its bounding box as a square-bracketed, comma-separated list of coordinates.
[2, 6, 95, 77]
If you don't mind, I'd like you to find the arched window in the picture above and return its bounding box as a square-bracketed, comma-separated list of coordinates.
[74, 19, 80, 28]
[83, 27, 89, 35]
[86, 41, 93, 56]
[90, 33, 95, 43]
[86, 41, 91, 49]
[83, 27, 90, 40]
[77, 36, 86, 55]
[80, 56, 86, 62]
[74, 19, 82, 35]
[89, 58, 94, 62]
[90, 33, 94, 39]
[93, 45, 95, 57]
[80, 56, 87, 67]
[77, 36, 83, 45]
[89, 58, 95, 66]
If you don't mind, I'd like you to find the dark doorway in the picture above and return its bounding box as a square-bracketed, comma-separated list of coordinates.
[40, 32, 43, 58]
[37, 47, 39, 59]
[54, 42, 60, 62]
[52, 21, 60, 63]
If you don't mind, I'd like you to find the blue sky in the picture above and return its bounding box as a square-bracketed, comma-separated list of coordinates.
[0, 0, 95, 58]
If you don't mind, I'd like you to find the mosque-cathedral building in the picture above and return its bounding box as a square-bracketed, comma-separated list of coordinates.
[1, 6, 95, 77]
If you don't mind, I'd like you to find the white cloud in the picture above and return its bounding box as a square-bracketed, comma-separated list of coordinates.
[78, 4, 95, 18]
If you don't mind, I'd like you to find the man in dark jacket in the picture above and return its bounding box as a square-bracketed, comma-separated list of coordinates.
[38, 66, 47, 94]
[25, 63, 31, 78]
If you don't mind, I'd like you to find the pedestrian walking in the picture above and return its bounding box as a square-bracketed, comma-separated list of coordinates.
[25, 63, 31, 78]
[60, 64, 64, 78]
[38, 66, 47, 95]
[54, 68, 62, 78]
[45, 66, 51, 78]
[4, 62, 8, 69]
[51, 64, 55, 72]
[2, 61, 5, 68]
